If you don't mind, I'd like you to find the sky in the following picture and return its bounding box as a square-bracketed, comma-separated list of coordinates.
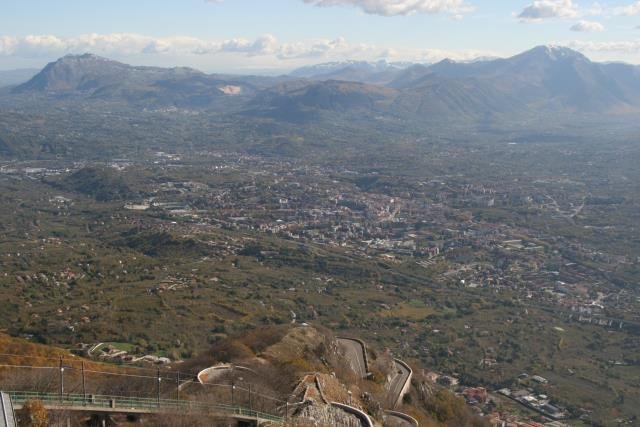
[1, 0, 640, 73]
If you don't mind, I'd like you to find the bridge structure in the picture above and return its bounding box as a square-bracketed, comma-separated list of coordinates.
[5, 391, 284, 425]
[1, 391, 17, 427]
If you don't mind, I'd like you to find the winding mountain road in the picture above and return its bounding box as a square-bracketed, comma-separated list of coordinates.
[337, 337, 368, 379]
[388, 359, 411, 408]
[383, 412, 417, 427]
[336, 337, 415, 426]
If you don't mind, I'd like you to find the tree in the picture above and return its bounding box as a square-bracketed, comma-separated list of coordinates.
[19, 400, 48, 427]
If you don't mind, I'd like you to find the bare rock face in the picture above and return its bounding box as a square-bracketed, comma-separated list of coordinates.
[289, 369, 372, 426]
[294, 402, 362, 427]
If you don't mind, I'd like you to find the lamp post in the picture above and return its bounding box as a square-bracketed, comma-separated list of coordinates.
[156, 369, 161, 408]
[60, 366, 65, 400]
[82, 362, 87, 405]
[231, 381, 235, 406]
[58, 356, 72, 403]
[58, 356, 63, 401]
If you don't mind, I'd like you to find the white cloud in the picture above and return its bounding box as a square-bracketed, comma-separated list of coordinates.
[586, 2, 605, 15]
[0, 33, 283, 58]
[302, 0, 473, 17]
[518, 0, 613, 21]
[0, 33, 487, 62]
[518, 0, 580, 21]
[211, 0, 477, 16]
[566, 39, 640, 54]
[570, 20, 604, 32]
[0, 32, 503, 71]
[276, 37, 369, 59]
[218, 35, 279, 56]
[614, 1, 640, 16]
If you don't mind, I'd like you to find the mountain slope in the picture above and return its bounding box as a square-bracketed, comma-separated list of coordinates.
[392, 74, 521, 120]
[13, 54, 261, 108]
[249, 79, 398, 121]
[394, 46, 640, 113]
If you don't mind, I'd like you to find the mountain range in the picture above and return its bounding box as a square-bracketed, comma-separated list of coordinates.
[289, 59, 415, 85]
[4, 45, 640, 126]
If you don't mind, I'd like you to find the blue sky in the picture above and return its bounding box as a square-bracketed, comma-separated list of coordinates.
[1, 0, 640, 72]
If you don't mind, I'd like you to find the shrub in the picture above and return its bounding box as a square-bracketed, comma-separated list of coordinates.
[19, 400, 48, 427]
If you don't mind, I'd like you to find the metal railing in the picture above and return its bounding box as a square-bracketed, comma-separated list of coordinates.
[6, 391, 284, 423]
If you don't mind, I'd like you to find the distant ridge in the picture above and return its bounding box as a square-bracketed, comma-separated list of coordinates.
[389, 45, 640, 113]
[7, 45, 640, 120]
[290, 60, 418, 84]
[13, 53, 265, 108]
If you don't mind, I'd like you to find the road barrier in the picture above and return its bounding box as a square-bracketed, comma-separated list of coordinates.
[393, 359, 413, 408]
[385, 410, 419, 427]
[197, 364, 258, 385]
[330, 401, 373, 427]
[336, 337, 370, 377]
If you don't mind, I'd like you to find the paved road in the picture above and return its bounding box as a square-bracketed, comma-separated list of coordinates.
[336, 338, 414, 425]
[388, 360, 411, 408]
[197, 364, 258, 384]
[336, 338, 367, 379]
[87, 342, 104, 356]
[383, 413, 415, 427]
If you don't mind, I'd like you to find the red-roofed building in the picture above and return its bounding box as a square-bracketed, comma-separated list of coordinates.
[462, 387, 488, 403]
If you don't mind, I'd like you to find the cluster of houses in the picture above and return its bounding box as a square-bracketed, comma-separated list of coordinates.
[488, 413, 569, 427]
[424, 370, 569, 424]
[498, 386, 567, 420]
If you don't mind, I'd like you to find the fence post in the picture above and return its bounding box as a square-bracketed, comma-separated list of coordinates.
[176, 372, 180, 402]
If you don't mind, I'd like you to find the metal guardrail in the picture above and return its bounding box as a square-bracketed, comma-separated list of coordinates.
[330, 402, 373, 427]
[385, 410, 419, 427]
[392, 358, 413, 409]
[6, 391, 283, 422]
